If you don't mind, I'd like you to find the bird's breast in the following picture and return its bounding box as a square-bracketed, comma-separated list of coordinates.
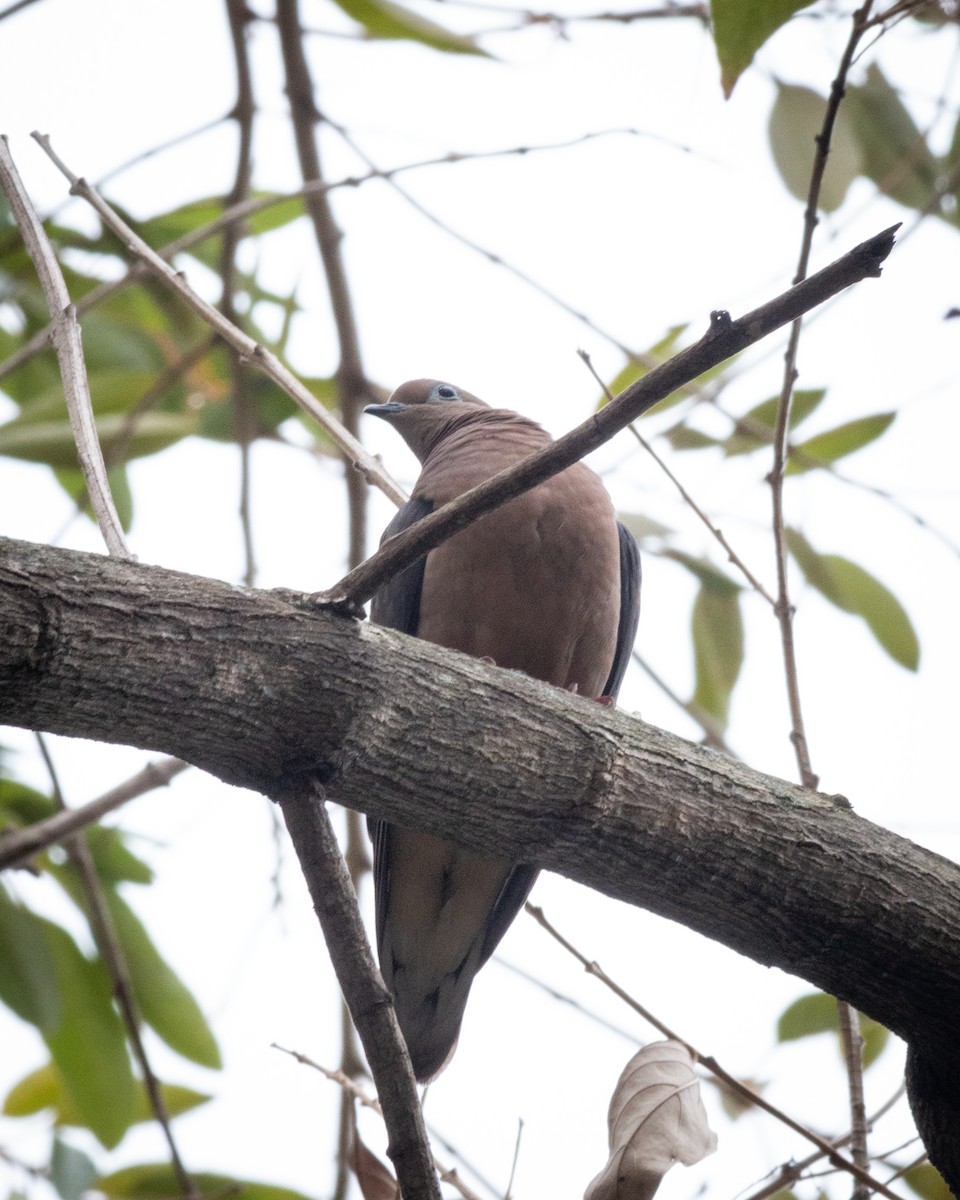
[416, 464, 621, 696]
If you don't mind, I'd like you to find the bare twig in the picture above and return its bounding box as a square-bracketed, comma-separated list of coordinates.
[0, 131, 659, 387]
[274, 1046, 486, 1200]
[276, 785, 439, 1200]
[222, 0, 258, 588]
[0, 138, 130, 558]
[319, 224, 898, 613]
[0, 756, 188, 872]
[740, 1084, 908, 1200]
[29, 132, 408, 509]
[525, 903, 905, 1200]
[277, 0, 371, 572]
[579, 347, 776, 606]
[34, 736, 197, 1198]
[767, 3, 876, 1183]
[838, 1000, 871, 1200]
[631, 649, 734, 753]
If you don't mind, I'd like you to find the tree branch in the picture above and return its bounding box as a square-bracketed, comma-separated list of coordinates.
[0, 534, 955, 1048]
[319, 224, 899, 612]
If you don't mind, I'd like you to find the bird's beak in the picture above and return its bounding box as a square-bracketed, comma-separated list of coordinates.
[364, 401, 407, 419]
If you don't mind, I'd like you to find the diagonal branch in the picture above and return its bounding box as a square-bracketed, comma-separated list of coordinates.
[29, 132, 407, 509]
[319, 223, 899, 613]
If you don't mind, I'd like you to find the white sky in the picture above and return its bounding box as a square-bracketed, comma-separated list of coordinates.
[1, 2, 959, 1199]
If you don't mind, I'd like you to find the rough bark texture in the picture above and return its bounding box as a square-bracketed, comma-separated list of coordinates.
[2, 535, 959, 1190]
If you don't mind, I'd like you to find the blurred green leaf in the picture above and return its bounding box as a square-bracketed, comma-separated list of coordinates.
[54, 464, 134, 533]
[37, 917, 137, 1147]
[597, 326, 688, 412]
[777, 991, 890, 1068]
[102, 891, 221, 1069]
[0, 779, 55, 828]
[690, 576, 744, 730]
[903, 1163, 952, 1200]
[786, 529, 920, 670]
[0, 411, 197, 468]
[329, 0, 489, 54]
[768, 83, 861, 211]
[0, 886, 61, 1030]
[83, 827, 153, 886]
[724, 389, 825, 457]
[664, 424, 719, 452]
[5, 1061, 210, 1127]
[787, 412, 895, 474]
[711, 0, 815, 96]
[665, 550, 739, 591]
[844, 64, 940, 213]
[616, 511, 675, 543]
[98, 1165, 314, 1200]
[51, 1137, 98, 1200]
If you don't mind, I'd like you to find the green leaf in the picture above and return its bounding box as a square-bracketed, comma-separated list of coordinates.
[768, 83, 862, 211]
[844, 64, 940, 212]
[597, 326, 688, 413]
[786, 529, 920, 670]
[102, 891, 221, 1069]
[665, 550, 740, 592]
[98, 1165, 314, 1200]
[51, 1137, 98, 1200]
[0, 411, 197, 468]
[777, 992, 890, 1069]
[82, 827, 154, 886]
[690, 578, 744, 730]
[0, 886, 61, 1030]
[904, 1163, 953, 1200]
[724, 388, 826, 457]
[37, 917, 137, 1147]
[5, 1062, 210, 1127]
[54, 464, 134, 533]
[328, 0, 488, 55]
[0, 779, 56, 828]
[663, 424, 720, 452]
[710, 0, 816, 97]
[787, 412, 896, 474]
[616, 511, 675, 543]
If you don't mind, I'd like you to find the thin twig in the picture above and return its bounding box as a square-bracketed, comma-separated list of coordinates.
[0, 138, 130, 558]
[739, 1084, 908, 1200]
[29, 132, 408, 510]
[0, 130, 660, 387]
[275, 784, 439, 1200]
[503, 1118, 523, 1200]
[34, 736, 197, 1199]
[222, 0, 258, 588]
[0, 757, 188, 872]
[524, 902, 906, 1200]
[838, 1000, 871, 1200]
[630, 649, 734, 753]
[767, 4, 876, 1185]
[278, 0, 376, 573]
[273, 1046, 486, 1200]
[579, 347, 776, 606]
[318, 224, 898, 613]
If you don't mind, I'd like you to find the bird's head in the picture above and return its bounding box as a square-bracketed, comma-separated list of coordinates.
[364, 379, 490, 462]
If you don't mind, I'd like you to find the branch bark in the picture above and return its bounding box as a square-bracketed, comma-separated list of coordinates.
[1, 535, 958, 1044]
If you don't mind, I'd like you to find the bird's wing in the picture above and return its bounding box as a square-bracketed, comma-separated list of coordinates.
[368, 496, 433, 950]
[602, 522, 642, 699]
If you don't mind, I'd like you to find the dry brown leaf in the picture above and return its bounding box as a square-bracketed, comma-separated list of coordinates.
[584, 1040, 718, 1200]
[346, 1099, 401, 1200]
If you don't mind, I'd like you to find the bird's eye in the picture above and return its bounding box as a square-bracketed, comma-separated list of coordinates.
[435, 384, 459, 401]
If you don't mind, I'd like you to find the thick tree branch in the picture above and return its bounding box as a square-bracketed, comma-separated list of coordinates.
[1, 534, 958, 1056]
[320, 224, 899, 612]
